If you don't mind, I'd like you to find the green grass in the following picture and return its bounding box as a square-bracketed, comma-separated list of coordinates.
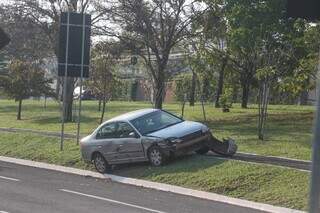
[0, 99, 314, 160]
[0, 131, 310, 211]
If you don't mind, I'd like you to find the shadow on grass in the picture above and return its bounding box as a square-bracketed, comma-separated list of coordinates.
[30, 115, 99, 125]
[112, 154, 226, 178]
[204, 111, 313, 148]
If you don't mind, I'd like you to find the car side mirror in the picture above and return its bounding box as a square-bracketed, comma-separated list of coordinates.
[129, 132, 138, 138]
[96, 132, 102, 139]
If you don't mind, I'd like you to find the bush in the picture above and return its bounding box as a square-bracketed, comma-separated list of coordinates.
[220, 87, 233, 112]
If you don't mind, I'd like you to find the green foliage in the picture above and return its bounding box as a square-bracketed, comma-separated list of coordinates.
[220, 87, 233, 110]
[87, 41, 123, 101]
[256, 66, 276, 81]
[0, 60, 54, 101]
[0, 5, 53, 60]
[174, 74, 193, 102]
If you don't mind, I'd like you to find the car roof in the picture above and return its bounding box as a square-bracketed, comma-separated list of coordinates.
[106, 108, 160, 123]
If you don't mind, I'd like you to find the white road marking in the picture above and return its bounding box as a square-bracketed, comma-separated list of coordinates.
[0, 211, 10, 213]
[59, 189, 166, 213]
[0, 175, 20, 182]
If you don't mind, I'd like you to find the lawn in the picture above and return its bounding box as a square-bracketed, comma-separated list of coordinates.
[0, 131, 310, 211]
[0, 99, 314, 160]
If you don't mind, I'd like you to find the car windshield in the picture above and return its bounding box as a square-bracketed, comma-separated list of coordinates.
[130, 111, 183, 135]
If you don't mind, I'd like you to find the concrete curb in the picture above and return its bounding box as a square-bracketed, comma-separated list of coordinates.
[0, 127, 77, 139]
[0, 155, 305, 213]
[237, 152, 311, 163]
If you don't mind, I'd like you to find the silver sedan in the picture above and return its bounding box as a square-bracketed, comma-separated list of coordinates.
[80, 109, 212, 173]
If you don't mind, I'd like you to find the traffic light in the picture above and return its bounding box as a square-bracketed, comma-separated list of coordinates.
[0, 27, 10, 50]
[287, 0, 320, 20]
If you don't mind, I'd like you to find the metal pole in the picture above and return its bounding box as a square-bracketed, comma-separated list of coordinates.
[76, 14, 86, 145]
[60, 12, 70, 151]
[309, 46, 320, 213]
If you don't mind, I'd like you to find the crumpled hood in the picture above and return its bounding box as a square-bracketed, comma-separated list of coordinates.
[147, 121, 205, 139]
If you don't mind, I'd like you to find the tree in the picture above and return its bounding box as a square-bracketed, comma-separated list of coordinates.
[174, 74, 193, 117]
[0, 60, 54, 120]
[281, 23, 320, 105]
[96, 0, 205, 109]
[224, 0, 287, 108]
[87, 41, 122, 124]
[0, 5, 52, 61]
[9, 0, 104, 122]
[192, 0, 229, 108]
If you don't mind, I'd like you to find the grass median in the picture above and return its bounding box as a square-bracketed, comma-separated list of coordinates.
[0, 131, 310, 211]
[0, 99, 314, 160]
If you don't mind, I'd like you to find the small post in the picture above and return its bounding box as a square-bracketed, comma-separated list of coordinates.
[60, 12, 70, 151]
[181, 93, 187, 119]
[201, 95, 206, 122]
[76, 14, 86, 145]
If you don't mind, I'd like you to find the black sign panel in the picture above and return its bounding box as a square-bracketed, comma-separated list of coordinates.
[58, 12, 91, 78]
[287, 0, 320, 20]
[0, 27, 10, 50]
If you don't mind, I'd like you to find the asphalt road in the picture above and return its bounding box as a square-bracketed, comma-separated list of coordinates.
[0, 161, 267, 213]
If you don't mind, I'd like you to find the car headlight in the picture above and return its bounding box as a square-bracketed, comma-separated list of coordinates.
[166, 137, 183, 144]
[201, 126, 210, 133]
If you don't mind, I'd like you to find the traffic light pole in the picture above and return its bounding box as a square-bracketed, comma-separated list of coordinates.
[309, 46, 320, 213]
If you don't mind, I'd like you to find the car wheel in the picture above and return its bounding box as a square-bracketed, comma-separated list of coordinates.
[195, 146, 210, 155]
[93, 153, 110, 173]
[148, 146, 165, 166]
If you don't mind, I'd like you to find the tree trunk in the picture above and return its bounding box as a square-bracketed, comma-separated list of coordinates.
[189, 70, 197, 106]
[201, 96, 206, 122]
[56, 77, 61, 100]
[202, 77, 210, 102]
[215, 57, 228, 108]
[181, 101, 186, 118]
[100, 98, 107, 124]
[299, 90, 309, 105]
[98, 98, 102, 112]
[232, 86, 238, 103]
[241, 82, 250, 109]
[154, 77, 165, 109]
[63, 77, 75, 122]
[44, 96, 47, 109]
[258, 80, 269, 141]
[17, 99, 22, 120]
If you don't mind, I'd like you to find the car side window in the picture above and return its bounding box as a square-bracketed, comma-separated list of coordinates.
[96, 123, 118, 139]
[117, 122, 137, 138]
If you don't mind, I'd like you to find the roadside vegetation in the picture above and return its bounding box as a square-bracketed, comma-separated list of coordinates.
[0, 99, 314, 160]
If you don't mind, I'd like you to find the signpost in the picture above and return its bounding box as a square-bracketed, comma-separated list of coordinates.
[287, 1, 320, 212]
[58, 12, 91, 150]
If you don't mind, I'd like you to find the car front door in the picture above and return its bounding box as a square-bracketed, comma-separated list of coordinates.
[116, 122, 145, 162]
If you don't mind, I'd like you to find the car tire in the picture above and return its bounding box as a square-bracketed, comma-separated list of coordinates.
[148, 146, 166, 167]
[195, 146, 210, 155]
[93, 153, 111, 173]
